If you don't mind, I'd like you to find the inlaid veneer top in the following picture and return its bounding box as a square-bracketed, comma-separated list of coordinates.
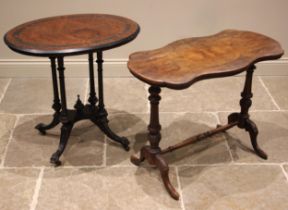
[128, 30, 284, 89]
[4, 14, 140, 56]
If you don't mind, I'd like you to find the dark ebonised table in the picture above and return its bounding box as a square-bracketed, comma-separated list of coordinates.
[128, 30, 284, 200]
[4, 14, 140, 166]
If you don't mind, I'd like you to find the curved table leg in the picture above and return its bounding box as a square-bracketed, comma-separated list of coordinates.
[245, 118, 267, 159]
[36, 57, 61, 135]
[130, 146, 179, 200]
[50, 123, 73, 166]
[35, 112, 60, 135]
[226, 66, 268, 159]
[131, 86, 179, 200]
[91, 117, 130, 151]
[155, 154, 179, 200]
[130, 146, 147, 166]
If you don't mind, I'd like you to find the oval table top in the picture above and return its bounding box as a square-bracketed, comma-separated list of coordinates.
[4, 14, 140, 57]
[128, 30, 284, 89]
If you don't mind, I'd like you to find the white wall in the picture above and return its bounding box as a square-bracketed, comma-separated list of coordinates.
[0, 0, 287, 77]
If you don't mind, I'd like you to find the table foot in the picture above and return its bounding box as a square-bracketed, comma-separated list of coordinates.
[50, 123, 73, 166]
[35, 113, 60, 135]
[131, 146, 147, 166]
[131, 146, 179, 200]
[92, 117, 130, 151]
[228, 112, 267, 160]
[245, 118, 268, 159]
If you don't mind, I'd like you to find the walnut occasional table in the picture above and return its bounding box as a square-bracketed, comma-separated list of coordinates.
[4, 14, 140, 166]
[128, 30, 284, 200]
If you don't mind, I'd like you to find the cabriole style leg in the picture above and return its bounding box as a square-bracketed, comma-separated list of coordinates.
[228, 65, 267, 159]
[131, 86, 179, 200]
[35, 57, 61, 134]
[50, 123, 73, 166]
[91, 51, 130, 150]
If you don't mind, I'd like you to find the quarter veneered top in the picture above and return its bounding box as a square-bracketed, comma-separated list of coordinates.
[4, 14, 140, 56]
[128, 30, 284, 89]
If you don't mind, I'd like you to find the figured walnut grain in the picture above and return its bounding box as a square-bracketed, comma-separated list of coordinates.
[128, 30, 284, 89]
[4, 14, 140, 56]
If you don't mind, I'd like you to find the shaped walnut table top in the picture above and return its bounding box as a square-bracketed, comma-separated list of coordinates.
[128, 30, 284, 89]
[129, 30, 284, 200]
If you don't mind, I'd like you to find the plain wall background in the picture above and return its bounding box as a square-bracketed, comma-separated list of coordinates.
[0, 0, 287, 77]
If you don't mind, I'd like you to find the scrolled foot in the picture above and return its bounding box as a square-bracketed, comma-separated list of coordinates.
[245, 119, 268, 159]
[119, 137, 130, 151]
[155, 155, 179, 200]
[35, 113, 60, 135]
[35, 123, 47, 135]
[50, 152, 62, 166]
[50, 123, 73, 166]
[92, 118, 130, 151]
[130, 146, 147, 166]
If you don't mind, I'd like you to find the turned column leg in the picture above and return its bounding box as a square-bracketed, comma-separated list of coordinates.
[91, 51, 130, 150]
[228, 65, 267, 159]
[96, 51, 105, 113]
[88, 52, 98, 108]
[35, 57, 61, 134]
[50, 57, 73, 166]
[131, 86, 179, 200]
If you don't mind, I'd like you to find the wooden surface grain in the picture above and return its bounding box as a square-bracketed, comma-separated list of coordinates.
[4, 14, 140, 56]
[128, 30, 284, 89]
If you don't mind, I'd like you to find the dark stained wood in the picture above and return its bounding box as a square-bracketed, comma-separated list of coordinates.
[4, 14, 140, 56]
[128, 30, 284, 89]
[5, 14, 138, 165]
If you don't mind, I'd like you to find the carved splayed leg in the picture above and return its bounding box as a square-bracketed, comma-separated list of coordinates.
[130, 146, 148, 166]
[35, 57, 61, 134]
[90, 51, 130, 150]
[245, 118, 267, 159]
[230, 65, 267, 159]
[92, 115, 130, 151]
[50, 123, 73, 166]
[35, 113, 60, 135]
[131, 86, 179, 200]
[155, 155, 179, 200]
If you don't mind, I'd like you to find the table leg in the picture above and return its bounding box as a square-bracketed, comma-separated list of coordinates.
[131, 86, 179, 200]
[88, 52, 98, 107]
[50, 57, 74, 166]
[35, 57, 61, 134]
[91, 51, 130, 150]
[228, 64, 267, 159]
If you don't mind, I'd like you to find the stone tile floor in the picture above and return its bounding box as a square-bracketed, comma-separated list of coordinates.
[0, 76, 288, 210]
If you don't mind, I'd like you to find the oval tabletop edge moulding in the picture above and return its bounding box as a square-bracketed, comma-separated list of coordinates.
[128, 30, 284, 89]
[4, 14, 140, 57]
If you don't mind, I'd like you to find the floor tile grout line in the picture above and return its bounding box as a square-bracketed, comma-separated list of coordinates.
[0, 115, 19, 167]
[102, 136, 107, 167]
[175, 167, 186, 210]
[280, 164, 288, 182]
[29, 167, 44, 210]
[173, 162, 284, 167]
[213, 112, 234, 163]
[0, 78, 11, 105]
[1, 162, 287, 170]
[258, 76, 281, 110]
